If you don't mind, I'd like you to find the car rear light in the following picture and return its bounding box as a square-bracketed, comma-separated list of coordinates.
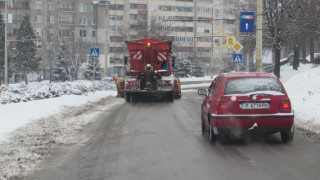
[164, 82, 172, 86]
[126, 82, 134, 87]
[217, 98, 229, 110]
[280, 97, 291, 111]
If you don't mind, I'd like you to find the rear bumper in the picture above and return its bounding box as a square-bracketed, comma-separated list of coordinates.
[210, 113, 294, 130]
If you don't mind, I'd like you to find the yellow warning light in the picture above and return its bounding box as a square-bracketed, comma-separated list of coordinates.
[147, 42, 151, 47]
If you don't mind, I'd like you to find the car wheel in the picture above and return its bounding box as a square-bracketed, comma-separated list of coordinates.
[209, 125, 216, 143]
[201, 115, 205, 134]
[281, 126, 294, 143]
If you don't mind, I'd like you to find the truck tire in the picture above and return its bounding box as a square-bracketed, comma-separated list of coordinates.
[125, 93, 131, 102]
[167, 92, 174, 102]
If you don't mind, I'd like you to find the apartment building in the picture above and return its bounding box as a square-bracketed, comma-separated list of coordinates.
[106, 0, 237, 76]
[1, 0, 106, 80]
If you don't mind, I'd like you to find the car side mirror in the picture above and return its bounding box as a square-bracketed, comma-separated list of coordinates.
[198, 89, 207, 96]
[124, 56, 128, 65]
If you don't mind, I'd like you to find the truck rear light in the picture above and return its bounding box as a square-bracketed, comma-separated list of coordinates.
[280, 97, 291, 111]
[217, 98, 229, 110]
[126, 82, 134, 87]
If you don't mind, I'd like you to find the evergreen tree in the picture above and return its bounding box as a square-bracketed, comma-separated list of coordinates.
[0, 14, 5, 85]
[13, 13, 41, 84]
[84, 58, 102, 80]
[52, 40, 71, 82]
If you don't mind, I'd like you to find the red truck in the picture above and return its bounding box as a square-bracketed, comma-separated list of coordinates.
[115, 39, 181, 102]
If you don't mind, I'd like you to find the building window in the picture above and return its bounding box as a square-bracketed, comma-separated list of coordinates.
[47, 16, 55, 24]
[79, 17, 87, 25]
[34, 15, 42, 23]
[80, 30, 86, 37]
[34, 28, 42, 37]
[47, 2, 55, 10]
[110, 26, 123, 32]
[60, 2, 73, 11]
[130, 4, 147, 10]
[204, 29, 210, 33]
[109, 4, 124, 10]
[35, 41, 42, 49]
[215, 39, 220, 44]
[34, 1, 42, 10]
[59, 16, 73, 24]
[150, 5, 156, 11]
[79, 3, 87, 12]
[92, 17, 96, 25]
[110, 36, 124, 42]
[92, 30, 96, 37]
[47, 29, 55, 40]
[110, 15, 124, 21]
[92, 4, 97, 12]
[59, 29, 71, 37]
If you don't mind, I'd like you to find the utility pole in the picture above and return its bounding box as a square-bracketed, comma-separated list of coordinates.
[4, 0, 8, 85]
[211, 10, 214, 78]
[105, 2, 110, 77]
[193, 0, 198, 62]
[235, 0, 240, 72]
[256, 0, 263, 72]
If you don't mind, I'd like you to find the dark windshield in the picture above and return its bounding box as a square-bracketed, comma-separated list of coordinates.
[223, 78, 285, 95]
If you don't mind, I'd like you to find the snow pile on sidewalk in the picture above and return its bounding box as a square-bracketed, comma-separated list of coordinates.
[0, 80, 116, 104]
[0, 96, 124, 180]
[283, 64, 320, 133]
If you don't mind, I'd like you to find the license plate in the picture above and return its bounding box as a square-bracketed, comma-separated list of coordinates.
[240, 102, 270, 110]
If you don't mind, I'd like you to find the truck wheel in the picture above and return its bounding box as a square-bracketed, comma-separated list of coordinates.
[167, 92, 174, 102]
[125, 93, 131, 102]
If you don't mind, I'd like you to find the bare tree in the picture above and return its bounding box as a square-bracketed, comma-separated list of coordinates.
[263, 0, 299, 77]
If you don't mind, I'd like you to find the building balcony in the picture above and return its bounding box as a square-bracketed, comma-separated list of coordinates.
[59, 21, 74, 25]
[60, 8, 75, 12]
[0, 5, 30, 10]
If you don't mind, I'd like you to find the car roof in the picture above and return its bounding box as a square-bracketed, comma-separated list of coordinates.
[221, 72, 277, 79]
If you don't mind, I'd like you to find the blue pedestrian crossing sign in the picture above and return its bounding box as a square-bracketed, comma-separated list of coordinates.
[233, 54, 243, 63]
[90, 48, 99, 57]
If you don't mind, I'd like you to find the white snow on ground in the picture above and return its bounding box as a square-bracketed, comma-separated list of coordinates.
[282, 64, 320, 133]
[179, 76, 212, 82]
[0, 64, 320, 179]
[0, 91, 117, 143]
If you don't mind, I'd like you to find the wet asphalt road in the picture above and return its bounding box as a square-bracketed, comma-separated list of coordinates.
[27, 91, 320, 180]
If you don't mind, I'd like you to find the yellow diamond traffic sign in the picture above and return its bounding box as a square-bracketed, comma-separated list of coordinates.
[232, 41, 243, 52]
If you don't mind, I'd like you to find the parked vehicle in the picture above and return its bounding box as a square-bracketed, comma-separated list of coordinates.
[198, 72, 294, 143]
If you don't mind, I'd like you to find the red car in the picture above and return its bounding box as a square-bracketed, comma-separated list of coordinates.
[198, 73, 294, 143]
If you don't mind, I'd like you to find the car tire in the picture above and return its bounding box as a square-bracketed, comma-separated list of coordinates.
[209, 125, 216, 144]
[281, 127, 294, 143]
[201, 115, 205, 134]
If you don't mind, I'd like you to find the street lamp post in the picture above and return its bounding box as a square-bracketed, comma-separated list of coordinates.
[4, 0, 8, 85]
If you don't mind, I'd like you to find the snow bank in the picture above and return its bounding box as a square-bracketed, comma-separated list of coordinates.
[284, 64, 320, 133]
[0, 80, 116, 104]
[0, 96, 123, 179]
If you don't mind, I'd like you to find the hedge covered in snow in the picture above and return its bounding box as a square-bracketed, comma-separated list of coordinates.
[0, 80, 116, 104]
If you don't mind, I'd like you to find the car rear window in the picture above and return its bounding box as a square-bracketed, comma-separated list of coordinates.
[223, 78, 285, 95]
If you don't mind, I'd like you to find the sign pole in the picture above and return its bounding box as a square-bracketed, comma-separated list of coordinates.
[235, 0, 240, 72]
